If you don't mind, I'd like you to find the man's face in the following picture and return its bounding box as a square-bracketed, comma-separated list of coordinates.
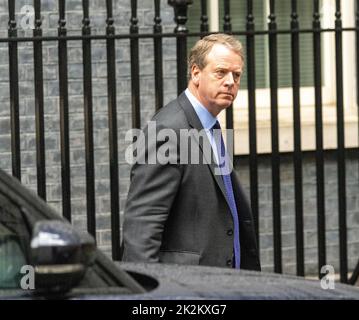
[191, 44, 243, 116]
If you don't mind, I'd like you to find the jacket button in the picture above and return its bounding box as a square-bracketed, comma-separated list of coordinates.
[226, 259, 232, 267]
[227, 229, 233, 236]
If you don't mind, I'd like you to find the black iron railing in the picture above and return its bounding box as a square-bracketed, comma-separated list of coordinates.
[1, 0, 358, 285]
[312, 0, 326, 280]
[268, 0, 282, 275]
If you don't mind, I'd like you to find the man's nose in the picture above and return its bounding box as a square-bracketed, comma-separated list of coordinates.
[224, 72, 234, 86]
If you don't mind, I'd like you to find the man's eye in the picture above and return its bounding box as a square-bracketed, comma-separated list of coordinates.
[233, 73, 241, 81]
[215, 70, 225, 77]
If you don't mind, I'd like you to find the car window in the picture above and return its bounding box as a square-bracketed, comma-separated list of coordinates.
[0, 193, 31, 289]
[0, 223, 28, 289]
[0, 178, 146, 297]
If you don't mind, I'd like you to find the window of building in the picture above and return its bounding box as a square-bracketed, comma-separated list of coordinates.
[188, 0, 315, 89]
[186, 0, 358, 154]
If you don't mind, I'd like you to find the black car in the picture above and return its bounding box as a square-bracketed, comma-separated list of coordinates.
[0, 168, 358, 300]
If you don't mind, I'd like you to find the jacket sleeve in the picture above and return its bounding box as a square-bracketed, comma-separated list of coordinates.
[121, 123, 182, 262]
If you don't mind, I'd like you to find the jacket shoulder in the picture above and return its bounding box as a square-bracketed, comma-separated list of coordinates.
[151, 97, 188, 130]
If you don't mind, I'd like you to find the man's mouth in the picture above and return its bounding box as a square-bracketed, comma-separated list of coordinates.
[219, 92, 233, 99]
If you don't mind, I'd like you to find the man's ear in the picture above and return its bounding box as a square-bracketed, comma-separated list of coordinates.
[191, 64, 201, 85]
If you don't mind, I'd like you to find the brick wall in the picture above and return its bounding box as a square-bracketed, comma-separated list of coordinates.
[235, 150, 359, 275]
[0, 0, 177, 251]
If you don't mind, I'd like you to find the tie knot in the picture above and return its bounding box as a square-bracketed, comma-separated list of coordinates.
[212, 120, 221, 131]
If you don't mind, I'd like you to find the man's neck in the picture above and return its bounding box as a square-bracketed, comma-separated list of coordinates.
[187, 82, 219, 117]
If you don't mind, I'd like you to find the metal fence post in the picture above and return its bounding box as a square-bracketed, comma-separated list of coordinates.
[200, 0, 209, 34]
[246, 0, 259, 251]
[291, 0, 304, 277]
[168, 0, 192, 95]
[58, 0, 71, 222]
[223, 0, 235, 163]
[268, 0, 282, 274]
[82, 0, 96, 240]
[154, 0, 164, 111]
[106, 0, 121, 261]
[313, 0, 326, 280]
[335, 0, 348, 284]
[8, 0, 21, 181]
[33, 0, 46, 201]
[130, 0, 141, 129]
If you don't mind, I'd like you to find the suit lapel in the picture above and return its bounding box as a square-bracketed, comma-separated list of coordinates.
[177, 92, 232, 209]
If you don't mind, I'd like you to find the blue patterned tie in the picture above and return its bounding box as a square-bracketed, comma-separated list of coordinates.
[211, 120, 241, 268]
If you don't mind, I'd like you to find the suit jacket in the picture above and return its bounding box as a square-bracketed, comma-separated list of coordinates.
[122, 92, 261, 271]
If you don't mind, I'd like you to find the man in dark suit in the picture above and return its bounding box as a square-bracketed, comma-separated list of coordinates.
[122, 34, 260, 271]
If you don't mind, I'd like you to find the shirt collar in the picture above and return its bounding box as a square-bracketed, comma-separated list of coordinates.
[185, 88, 217, 130]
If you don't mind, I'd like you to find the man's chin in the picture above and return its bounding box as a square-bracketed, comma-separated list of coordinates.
[209, 100, 233, 115]
[218, 100, 233, 109]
